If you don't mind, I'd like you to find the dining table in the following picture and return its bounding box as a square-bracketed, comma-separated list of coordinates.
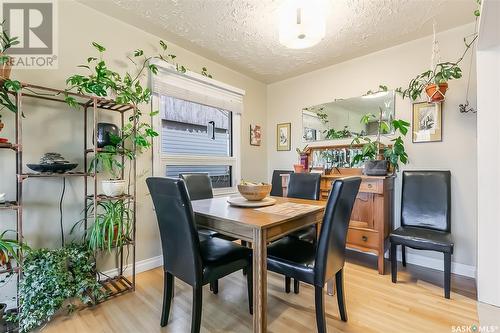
[191, 195, 327, 333]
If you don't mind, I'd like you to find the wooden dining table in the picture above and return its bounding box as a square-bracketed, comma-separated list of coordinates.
[191, 195, 326, 333]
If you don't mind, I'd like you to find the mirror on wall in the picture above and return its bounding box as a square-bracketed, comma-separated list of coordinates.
[301, 91, 395, 142]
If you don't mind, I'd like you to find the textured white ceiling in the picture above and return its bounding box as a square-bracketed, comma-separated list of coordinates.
[79, 0, 476, 83]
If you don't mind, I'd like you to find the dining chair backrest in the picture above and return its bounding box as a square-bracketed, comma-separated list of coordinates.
[401, 171, 451, 232]
[180, 173, 214, 201]
[314, 177, 361, 286]
[270, 170, 293, 197]
[147, 177, 202, 286]
[287, 173, 321, 200]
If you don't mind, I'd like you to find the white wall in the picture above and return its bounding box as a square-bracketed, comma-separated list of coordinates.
[0, 0, 267, 285]
[476, 0, 500, 307]
[267, 24, 478, 275]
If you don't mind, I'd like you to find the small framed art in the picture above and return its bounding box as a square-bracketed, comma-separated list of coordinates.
[276, 123, 291, 151]
[412, 102, 442, 143]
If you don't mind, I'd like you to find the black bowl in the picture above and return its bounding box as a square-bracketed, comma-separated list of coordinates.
[26, 163, 78, 174]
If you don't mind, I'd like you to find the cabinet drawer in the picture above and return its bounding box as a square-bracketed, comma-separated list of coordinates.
[360, 179, 382, 194]
[347, 228, 378, 249]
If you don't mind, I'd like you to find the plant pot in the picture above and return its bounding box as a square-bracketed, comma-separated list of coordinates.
[0, 303, 6, 321]
[425, 82, 448, 102]
[96, 123, 119, 148]
[0, 54, 11, 82]
[102, 180, 126, 197]
[293, 164, 305, 173]
[364, 160, 388, 176]
[0, 251, 7, 266]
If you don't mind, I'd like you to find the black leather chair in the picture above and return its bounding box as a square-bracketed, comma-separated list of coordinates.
[179, 173, 238, 293]
[147, 177, 253, 332]
[270, 170, 293, 197]
[267, 177, 361, 332]
[179, 173, 218, 239]
[283, 172, 322, 293]
[390, 171, 453, 299]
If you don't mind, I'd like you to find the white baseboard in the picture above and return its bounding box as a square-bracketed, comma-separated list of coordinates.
[385, 249, 476, 278]
[101, 250, 477, 281]
[101, 255, 163, 279]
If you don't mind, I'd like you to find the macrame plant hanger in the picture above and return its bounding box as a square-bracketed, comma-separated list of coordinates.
[428, 21, 447, 102]
[459, 17, 479, 113]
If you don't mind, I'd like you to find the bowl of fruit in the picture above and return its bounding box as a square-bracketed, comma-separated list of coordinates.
[237, 181, 272, 201]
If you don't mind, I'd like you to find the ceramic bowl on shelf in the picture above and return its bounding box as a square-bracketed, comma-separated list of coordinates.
[26, 163, 78, 174]
[237, 182, 271, 201]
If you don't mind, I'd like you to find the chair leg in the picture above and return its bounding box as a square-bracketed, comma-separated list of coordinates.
[293, 279, 300, 294]
[390, 243, 397, 283]
[314, 286, 326, 333]
[246, 265, 253, 315]
[335, 269, 348, 322]
[210, 280, 219, 294]
[285, 276, 291, 293]
[191, 286, 203, 333]
[161, 272, 174, 327]
[444, 252, 451, 299]
[401, 245, 407, 267]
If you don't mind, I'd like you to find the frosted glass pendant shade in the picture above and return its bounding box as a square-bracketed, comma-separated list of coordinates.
[279, 0, 326, 49]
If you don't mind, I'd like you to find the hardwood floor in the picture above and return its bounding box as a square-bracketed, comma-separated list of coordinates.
[44, 252, 478, 332]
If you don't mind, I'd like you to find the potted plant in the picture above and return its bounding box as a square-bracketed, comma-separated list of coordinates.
[351, 107, 410, 175]
[396, 30, 477, 102]
[0, 230, 24, 267]
[16, 244, 105, 332]
[0, 21, 19, 82]
[72, 200, 132, 253]
[295, 145, 309, 173]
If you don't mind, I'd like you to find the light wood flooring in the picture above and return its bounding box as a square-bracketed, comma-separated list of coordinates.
[44, 252, 478, 332]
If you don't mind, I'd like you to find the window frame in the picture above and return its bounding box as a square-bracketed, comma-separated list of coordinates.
[151, 73, 242, 196]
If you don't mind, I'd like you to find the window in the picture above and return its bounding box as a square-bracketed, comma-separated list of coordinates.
[151, 60, 244, 194]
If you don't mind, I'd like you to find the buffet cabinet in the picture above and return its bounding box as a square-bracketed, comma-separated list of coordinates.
[281, 172, 394, 274]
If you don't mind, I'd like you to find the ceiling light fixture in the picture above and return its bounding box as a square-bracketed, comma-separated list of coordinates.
[279, 0, 326, 49]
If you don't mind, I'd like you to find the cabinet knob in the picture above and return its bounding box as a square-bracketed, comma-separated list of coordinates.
[362, 235, 368, 242]
[367, 183, 373, 188]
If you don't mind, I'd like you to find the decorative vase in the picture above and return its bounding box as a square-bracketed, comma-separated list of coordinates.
[102, 179, 126, 197]
[364, 160, 388, 176]
[425, 83, 448, 102]
[293, 164, 305, 173]
[299, 154, 308, 170]
[96, 123, 119, 148]
[0, 54, 11, 82]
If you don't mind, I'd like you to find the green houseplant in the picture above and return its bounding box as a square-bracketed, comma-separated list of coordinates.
[72, 200, 132, 253]
[16, 244, 105, 332]
[351, 107, 410, 175]
[0, 20, 19, 81]
[0, 230, 28, 267]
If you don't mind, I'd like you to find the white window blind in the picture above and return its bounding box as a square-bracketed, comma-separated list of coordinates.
[149, 58, 245, 114]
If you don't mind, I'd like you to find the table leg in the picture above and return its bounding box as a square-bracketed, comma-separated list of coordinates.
[253, 228, 267, 333]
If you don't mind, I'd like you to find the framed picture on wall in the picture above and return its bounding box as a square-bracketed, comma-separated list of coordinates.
[250, 124, 262, 146]
[276, 123, 291, 151]
[412, 102, 442, 143]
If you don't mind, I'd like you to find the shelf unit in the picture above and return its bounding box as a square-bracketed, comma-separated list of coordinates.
[0, 82, 138, 311]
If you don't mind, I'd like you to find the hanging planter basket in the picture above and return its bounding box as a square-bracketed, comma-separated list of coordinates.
[425, 82, 448, 102]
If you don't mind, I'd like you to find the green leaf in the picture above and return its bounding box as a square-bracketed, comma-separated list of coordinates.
[134, 49, 144, 57]
[159, 40, 168, 51]
[149, 64, 158, 75]
[91, 42, 106, 52]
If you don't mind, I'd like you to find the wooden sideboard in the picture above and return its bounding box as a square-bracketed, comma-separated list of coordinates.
[281, 172, 394, 274]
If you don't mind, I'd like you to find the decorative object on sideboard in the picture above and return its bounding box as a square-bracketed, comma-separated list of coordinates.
[96, 122, 119, 148]
[412, 102, 443, 143]
[250, 124, 261, 146]
[351, 107, 410, 175]
[295, 145, 308, 173]
[27, 153, 78, 174]
[276, 122, 291, 151]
